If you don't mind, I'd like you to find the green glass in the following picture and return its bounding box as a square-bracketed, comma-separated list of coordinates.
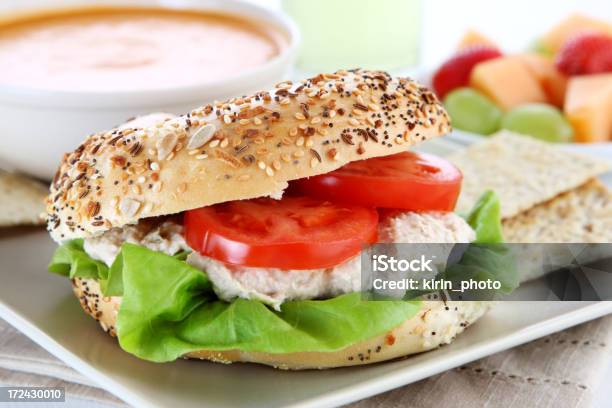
[283, 0, 422, 72]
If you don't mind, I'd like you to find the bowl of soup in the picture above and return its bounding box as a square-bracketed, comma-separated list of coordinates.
[0, 0, 298, 179]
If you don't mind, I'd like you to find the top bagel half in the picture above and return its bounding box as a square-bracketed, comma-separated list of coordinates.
[46, 69, 451, 241]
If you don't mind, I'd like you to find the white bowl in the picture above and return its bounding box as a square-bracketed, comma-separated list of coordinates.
[0, 0, 299, 180]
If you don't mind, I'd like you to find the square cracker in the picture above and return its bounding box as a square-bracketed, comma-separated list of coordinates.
[503, 179, 611, 282]
[449, 131, 611, 219]
[0, 171, 48, 227]
[502, 178, 612, 243]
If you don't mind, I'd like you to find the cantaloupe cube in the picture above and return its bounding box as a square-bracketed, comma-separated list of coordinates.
[513, 54, 568, 107]
[540, 13, 612, 53]
[564, 74, 612, 142]
[469, 57, 547, 111]
[457, 30, 498, 50]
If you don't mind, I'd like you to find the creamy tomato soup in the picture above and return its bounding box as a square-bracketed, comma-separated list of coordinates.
[0, 7, 285, 91]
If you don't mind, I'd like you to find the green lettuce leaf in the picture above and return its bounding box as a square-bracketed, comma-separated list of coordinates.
[48, 239, 108, 280]
[50, 242, 420, 362]
[442, 243, 518, 298]
[449, 191, 518, 297]
[466, 190, 503, 244]
[117, 244, 420, 362]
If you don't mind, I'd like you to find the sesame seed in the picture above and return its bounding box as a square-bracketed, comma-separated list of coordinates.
[310, 116, 321, 125]
[289, 127, 298, 136]
[223, 115, 232, 124]
[305, 138, 314, 147]
[294, 112, 306, 120]
[265, 166, 275, 177]
[137, 176, 146, 184]
[238, 174, 251, 181]
[349, 118, 360, 126]
[253, 117, 262, 125]
[177, 183, 187, 193]
[257, 161, 266, 170]
[142, 202, 153, 214]
[293, 150, 304, 158]
[310, 157, 319, 168]
[272, 160, 281, 170]
[280, 98, 291, 105]
[209, 139, 220, 148]
[368, 103, 380, 111]
[296, 137, 305, 147]
[195, 154, 208, 160]
[281, 153, 291, 162]
[275, 81, 292, 89]
[239, 118, 250, 125]
[220, 138, 229, 148]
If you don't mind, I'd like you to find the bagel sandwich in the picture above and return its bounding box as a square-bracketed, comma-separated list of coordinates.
[47, 69, 502, 369]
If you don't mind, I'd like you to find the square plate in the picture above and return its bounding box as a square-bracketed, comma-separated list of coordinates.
[1, 136, 611, 408]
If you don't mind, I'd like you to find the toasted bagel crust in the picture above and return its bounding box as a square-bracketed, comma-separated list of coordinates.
[47, 70, 450, 242]
[72, 278, 489, 369]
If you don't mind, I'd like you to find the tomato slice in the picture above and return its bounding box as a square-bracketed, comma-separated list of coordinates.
[184, 197, 378, 270]
[292, 152, 462, 211]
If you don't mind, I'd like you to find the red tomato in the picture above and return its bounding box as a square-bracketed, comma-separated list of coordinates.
[292, 152, 462, 211]
[184, 197, 378, 270]
[433, 46, 502, 99]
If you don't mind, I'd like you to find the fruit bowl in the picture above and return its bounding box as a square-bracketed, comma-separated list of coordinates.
[427, 14, 612, 145]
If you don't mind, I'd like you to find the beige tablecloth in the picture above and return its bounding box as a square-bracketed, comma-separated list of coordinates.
[1, 314, 611, 407]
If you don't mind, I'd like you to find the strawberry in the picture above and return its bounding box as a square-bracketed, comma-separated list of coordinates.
[432, 47, 502, 99]
[555, 33, 612, 75]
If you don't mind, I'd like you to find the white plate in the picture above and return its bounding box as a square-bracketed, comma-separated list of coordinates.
[1, 136, 611, 408]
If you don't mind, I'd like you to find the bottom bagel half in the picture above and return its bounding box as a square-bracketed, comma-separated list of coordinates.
[72, 277, 490, 370]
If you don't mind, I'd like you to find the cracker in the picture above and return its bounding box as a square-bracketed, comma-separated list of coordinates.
[449, 131, 611, 219]
[0, 171, 47, 226]
[502, 178, 612, 243]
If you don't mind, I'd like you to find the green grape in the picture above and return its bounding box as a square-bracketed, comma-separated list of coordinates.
[529, 40, 554, 57]
[501, 103, 574, 143]
[444, 88, 502, 135]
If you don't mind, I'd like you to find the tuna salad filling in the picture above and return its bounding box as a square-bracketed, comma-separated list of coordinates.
[83, 211, 475, 309]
